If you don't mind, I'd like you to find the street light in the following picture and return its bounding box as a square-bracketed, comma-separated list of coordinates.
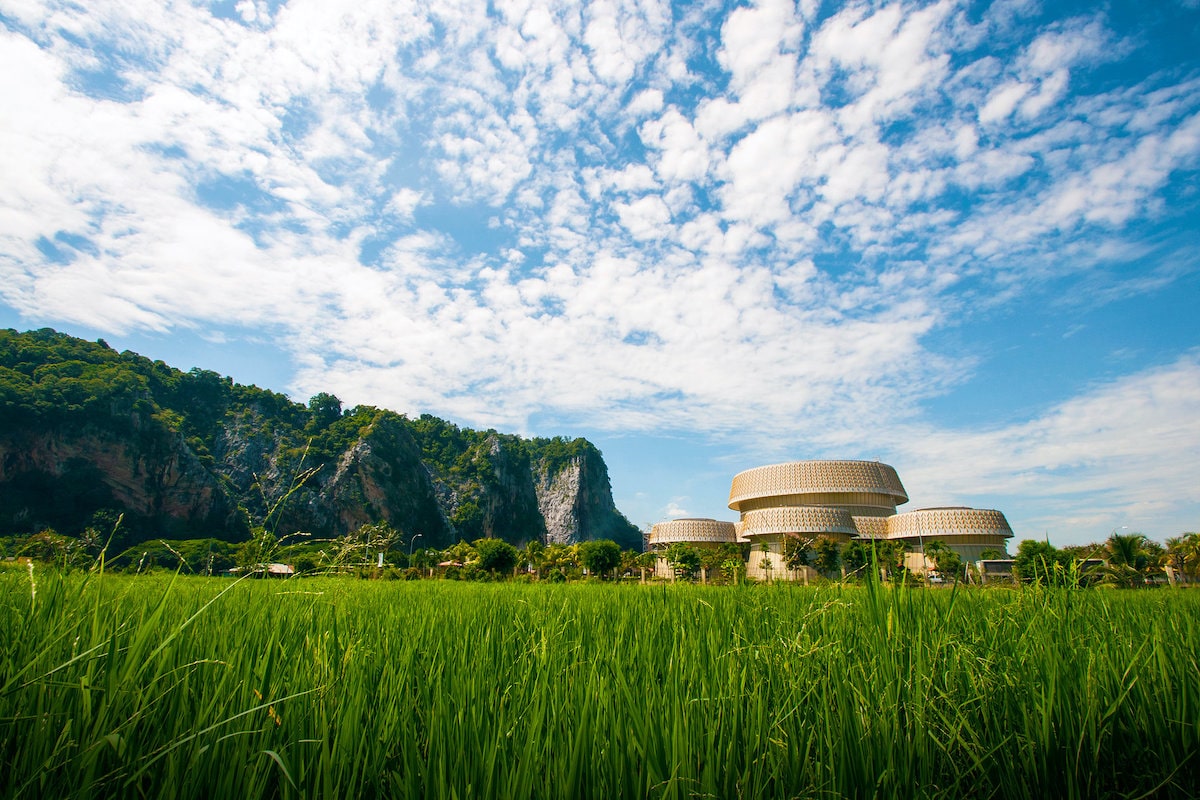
[409, 533, 424, 556]
[917, 526, 926, 577]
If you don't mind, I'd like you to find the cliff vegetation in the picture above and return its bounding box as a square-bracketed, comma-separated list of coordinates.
[0, 328, 639, 553]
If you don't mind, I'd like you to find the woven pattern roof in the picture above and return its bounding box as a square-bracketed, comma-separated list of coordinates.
[648, 518, 737, 546]
[886, 508, 1013, 539]
[728, 460, 908, 510]
[852, 515, 889, 539]
[739, 506, 858, 538]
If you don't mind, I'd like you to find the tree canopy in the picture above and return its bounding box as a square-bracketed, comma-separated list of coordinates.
[474, 537, 519, 575]
[578, 539, 621, 578]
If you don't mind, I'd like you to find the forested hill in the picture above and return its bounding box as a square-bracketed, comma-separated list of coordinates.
[0, 328, 640, 551]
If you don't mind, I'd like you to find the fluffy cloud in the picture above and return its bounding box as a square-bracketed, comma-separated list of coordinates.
[2, 0, 1199, 541]
[891, 353, 1200, 536]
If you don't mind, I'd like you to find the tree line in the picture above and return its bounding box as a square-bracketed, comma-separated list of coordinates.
[6, 523, 1198, 588]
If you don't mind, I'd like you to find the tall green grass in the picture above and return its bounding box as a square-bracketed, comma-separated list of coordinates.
[1, 571, 1196, 798]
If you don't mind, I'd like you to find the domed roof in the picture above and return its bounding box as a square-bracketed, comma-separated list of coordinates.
[648, 518, 737, 546]
[728, 460, 908, 511]
[886, 507, 1013, 539]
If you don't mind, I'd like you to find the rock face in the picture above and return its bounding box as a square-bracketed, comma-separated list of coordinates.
[0, 328, 639, 550]
[305, 414, 452, 545]
[476, 434, 546, 545]
[533, 447, 640, 549]
[0, 422, 247, 547]
[537, 459, 583, 545]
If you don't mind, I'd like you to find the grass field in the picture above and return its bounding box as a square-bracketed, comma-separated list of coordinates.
[1, 569, 1197, 799]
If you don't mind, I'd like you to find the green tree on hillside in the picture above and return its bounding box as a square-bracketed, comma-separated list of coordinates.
[526, 436, 591, 475]
[307, 393, 343, 430]
[451, 501, 484, 541]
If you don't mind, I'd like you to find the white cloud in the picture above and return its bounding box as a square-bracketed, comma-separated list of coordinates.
[663, 500, 690, 518]
[385, 188, 424, 220]
[615, 195, 672, 240]
[235, 1, 259, 24]
[718, 0, 802, 92]
[810, 1, 953, 129]
[625, 87, 663, 117]
[979, 81, 1030, 124]
[892, 353, 1200, 543]
[640, 108, 710, 184]
[1, 0, 1199, 543]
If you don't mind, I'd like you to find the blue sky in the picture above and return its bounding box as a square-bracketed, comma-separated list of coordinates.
[2, 0, 1198, 547]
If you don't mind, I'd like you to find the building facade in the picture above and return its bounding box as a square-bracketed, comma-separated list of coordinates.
[650, 459, 1013, 581]
[647, 518, 737, 579]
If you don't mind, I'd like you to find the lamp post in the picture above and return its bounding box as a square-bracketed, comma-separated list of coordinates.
[409, 533, 424, 556]
[917, 527, 926, 577]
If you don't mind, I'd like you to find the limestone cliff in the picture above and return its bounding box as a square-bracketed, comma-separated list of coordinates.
[532, 444, 640, 549]
[301, 413, 453, 546]
[0, 419, 246, 549]
[0, 328, 638, 550]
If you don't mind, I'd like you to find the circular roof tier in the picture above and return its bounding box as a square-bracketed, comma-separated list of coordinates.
[648, 518, 737, 546]
[886, 507, 1013, 540]
[852, 515, 889, 540]
[728, 460, 908, 512]
[739, 506, 858, 538]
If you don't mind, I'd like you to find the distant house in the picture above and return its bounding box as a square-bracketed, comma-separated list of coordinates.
[975, 559, 1015, 583]
[223, 563, 295, 578]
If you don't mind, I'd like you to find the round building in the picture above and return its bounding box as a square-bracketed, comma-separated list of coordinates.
[648, 518, 737, 580]
[645, 460, 1017, 583]
[887, 507, 1013, 573]
[730, 460, 908, 580]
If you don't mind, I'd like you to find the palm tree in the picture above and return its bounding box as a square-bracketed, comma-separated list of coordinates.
[1102, 531, 1153, 588]
[539, 543, 580, 581]
[665, 543, 701, 581]
[618, 548, 639, 581]
[1164, 533, 1200, 585]
[523, 539, 545, 577]
[924, 540, 962, 583]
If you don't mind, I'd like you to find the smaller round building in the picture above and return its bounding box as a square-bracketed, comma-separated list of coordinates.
[887, 507, 1013, 572]
[648, 518, 737, 579]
